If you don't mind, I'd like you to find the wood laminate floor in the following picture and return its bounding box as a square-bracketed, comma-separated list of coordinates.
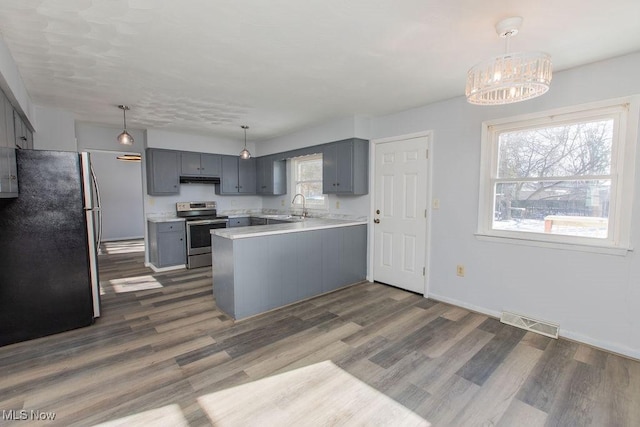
[1, 239, 639, 426]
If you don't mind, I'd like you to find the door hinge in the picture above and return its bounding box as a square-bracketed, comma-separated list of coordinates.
[426, 149, 429, 159]
[424, 209, 427, 218]
[422, 267, 426, 276]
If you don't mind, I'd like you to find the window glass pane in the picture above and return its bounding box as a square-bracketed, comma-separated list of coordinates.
[292, 154, 325, 207]
[296, 182, 324, 205]
[492, 180, 610, 238]
[497, 119, 613, 179]
[297, 158, 322, 181]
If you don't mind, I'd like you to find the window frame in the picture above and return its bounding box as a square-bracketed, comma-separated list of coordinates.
[476, 97, 639, 253]
[290, 153, 328, 210]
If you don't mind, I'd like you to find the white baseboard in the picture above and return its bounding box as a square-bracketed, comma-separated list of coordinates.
[144, 262, 185, 273]
[427, 292, 640, 361]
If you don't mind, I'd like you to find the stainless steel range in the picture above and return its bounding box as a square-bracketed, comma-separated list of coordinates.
[176, 201, 228, 269]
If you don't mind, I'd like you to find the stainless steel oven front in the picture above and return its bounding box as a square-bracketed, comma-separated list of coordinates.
[185, 218, 228, 269]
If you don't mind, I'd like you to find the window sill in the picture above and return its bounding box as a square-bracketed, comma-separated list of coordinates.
[474, 233, 633, 256]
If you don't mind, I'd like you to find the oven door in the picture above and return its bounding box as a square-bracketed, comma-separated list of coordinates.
[186, 219, 228, 256]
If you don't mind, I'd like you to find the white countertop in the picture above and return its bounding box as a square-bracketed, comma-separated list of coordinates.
[146, 216, 186, 223]
[212, 218, 367, 239]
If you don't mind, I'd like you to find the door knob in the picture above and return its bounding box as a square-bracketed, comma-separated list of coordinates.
[374, 219, 380, 224]
[376, 209, 380, 214]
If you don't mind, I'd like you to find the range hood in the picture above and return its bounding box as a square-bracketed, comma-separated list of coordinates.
[179, 176, 221, 184]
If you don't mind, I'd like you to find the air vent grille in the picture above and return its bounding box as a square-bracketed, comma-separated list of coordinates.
[500, 311, 559, 339]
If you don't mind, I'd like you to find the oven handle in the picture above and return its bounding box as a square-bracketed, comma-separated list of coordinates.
[187, 219, 229, 226]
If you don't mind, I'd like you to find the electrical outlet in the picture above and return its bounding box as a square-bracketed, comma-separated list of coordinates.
[432, 199, 440, 209]
[336, 201, 340, 209]
[281, 199, 285, 206]
[456, 265, 465, 277]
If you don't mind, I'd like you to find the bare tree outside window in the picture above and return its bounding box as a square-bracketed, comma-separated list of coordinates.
[492, 119, 614, 238]
[293, 154, 326, 207]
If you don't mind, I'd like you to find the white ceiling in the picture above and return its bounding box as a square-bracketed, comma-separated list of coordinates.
[0, 0, 639, 141]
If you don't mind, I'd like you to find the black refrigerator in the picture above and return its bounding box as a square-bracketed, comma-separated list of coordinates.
[0, 150, 101, 346]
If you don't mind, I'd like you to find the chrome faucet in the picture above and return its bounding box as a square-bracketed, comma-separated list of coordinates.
[291, 193, 308, 218]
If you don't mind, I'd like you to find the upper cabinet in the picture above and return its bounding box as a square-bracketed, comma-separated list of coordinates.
[0, 91, 18, 197]
[256, 156, 286, 196]
[217, 155, 256, 195]
[180, 152, 221, 177]
[13, 111, 32, 150]
[322, 138, 368, 195]
[146, 149, 180, 195]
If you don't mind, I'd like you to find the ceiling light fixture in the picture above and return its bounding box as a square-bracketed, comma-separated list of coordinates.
[465, 17, 552, 105]
[239, 125, 251, 160]
[117, 105, 134, 145]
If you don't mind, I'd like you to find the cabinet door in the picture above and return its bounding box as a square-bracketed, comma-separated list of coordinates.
[146, 149, 180, 195]
[157, 231, 186, 267]
[220, 155, 239, 193]
[13, 112, 26, 149]
[180, 152, 201, 176]
[5, 96, 15, 149]
[229, 217, 250, 227]
[238, 157, 256, 194]
[200, 153, 221, 177]
[256, 157, 266, 194]
[272, 159, 286, 195]
[335, 140, 354, 193]
[322, 143, 338, 194]
[0, 92, 6, 148]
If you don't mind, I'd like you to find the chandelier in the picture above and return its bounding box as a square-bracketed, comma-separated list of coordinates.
[466, 17, 552, 105]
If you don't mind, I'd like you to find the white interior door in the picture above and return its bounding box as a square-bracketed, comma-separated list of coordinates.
[373, 136, 429, 294]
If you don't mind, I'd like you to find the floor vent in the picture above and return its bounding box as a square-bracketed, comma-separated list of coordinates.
[500, 311, 559, 339]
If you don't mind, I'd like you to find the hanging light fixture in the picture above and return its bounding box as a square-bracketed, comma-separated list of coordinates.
[239, 125, 251, 159]
[466, 17, 552, 105]
[116, 153, 141, 162]
[116, 105, 134, 145]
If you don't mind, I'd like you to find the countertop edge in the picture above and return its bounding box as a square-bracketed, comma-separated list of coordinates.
[212, 220, 367, 239]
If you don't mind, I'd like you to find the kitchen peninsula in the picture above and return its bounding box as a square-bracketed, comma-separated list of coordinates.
[211, 219, 367, 320]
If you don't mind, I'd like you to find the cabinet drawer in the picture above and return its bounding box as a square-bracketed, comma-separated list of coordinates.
[157, 222, 185, 233]
[229, 217, 250, 227]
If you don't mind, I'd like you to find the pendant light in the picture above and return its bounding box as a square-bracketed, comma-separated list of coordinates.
[239, 125, 251, 159]
[117, 105, 134, 145]
[466, 17, 552, 105]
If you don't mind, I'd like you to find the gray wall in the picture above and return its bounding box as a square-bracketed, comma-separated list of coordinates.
[370, 52, 640, 359]
[75, 122, 146, 241]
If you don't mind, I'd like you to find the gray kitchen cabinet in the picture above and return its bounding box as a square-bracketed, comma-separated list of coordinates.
[256, 156, 286, 195]
[146, 149, 180, 195]
[13, 111, 32, 150]
[217, 155, 256, 195]
[212, 224, 367, 319]
[181, 152, 221, 177]
[322, 138, 368, 195]
[229, 217, 250, 227]
[250, 217, 267, 226]
[0, 91, 18, 197]
[148, 220, 186, 268]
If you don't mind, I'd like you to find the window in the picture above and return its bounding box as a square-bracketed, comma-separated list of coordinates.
[478, 99, 638, 250]
[291, 154, 326, 209]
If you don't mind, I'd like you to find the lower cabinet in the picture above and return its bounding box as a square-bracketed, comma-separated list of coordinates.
[229, 217, 250, 227]
[212, 224, 367, 319]
[148, 221, 186, 268]
[0, 148, 18, 197]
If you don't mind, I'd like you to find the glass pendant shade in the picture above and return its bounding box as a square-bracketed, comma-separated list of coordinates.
[117, 130, 134, 146]
[466, 17, 552, 106]
[466, 52, 552, 105]
[117, 105, 134, 145]
[239, 125, 251, 159]
[239, 147, 251, 159]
